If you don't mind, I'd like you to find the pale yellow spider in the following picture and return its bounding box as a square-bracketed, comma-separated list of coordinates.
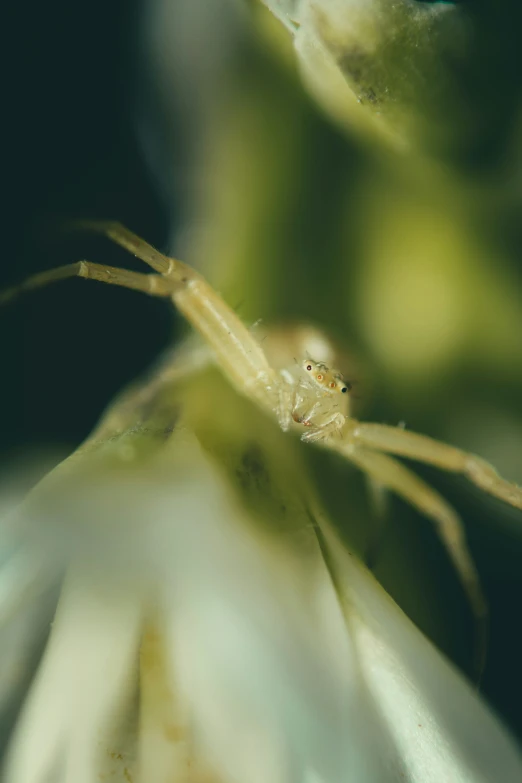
[3, 221, 522, 677]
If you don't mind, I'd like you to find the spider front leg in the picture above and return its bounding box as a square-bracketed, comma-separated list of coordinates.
[0, 261, 174, 306]
[275, 374, 296, 432]
[347, 446, 488, 681]
[286, 377, 348, 443]
[346, 422, 522, 512]
[300, 411, 345, 443]
[1, 222, 291, 428]
[72, 222, 288, 419]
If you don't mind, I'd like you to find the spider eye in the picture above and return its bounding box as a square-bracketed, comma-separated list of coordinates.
[306, 364, 312, 371]
[317, 374, 323, 381]
[341, 387, 348, 393]
[330, 382, 335, 388]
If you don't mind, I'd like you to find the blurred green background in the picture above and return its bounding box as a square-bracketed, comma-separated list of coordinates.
[1, 0, 522, 742]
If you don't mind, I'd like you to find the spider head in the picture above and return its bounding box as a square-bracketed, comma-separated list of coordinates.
[302, 358, 351, 395]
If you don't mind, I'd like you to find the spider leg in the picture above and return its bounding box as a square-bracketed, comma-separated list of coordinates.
[69, 221, 182, 277]
[296, 400, 321, 426]
[346, 446, 488, 682]
[70, 222, 286, 416]
[276, 380, 295, 432]
[3, 223, 286, 422]
[347, 422, 522, 512]
[301, 412, 345, 443]
[0, 261, 173, 306]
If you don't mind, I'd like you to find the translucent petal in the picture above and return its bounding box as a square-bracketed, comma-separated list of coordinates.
[5, 567, 142, 783]
[323, 525, 522, 783]
[261, 0, 469, 150]
[3, 417, 521, 783]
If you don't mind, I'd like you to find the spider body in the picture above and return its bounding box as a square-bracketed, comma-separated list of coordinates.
[4, 220, 522, 679]
[277, 358, 350, 440]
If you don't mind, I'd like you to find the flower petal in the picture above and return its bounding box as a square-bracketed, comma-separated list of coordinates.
[323, 526, 522, 783]
[5, 567, 143, 783]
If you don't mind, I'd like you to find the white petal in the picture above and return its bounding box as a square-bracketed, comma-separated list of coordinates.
[5, 567, 143, 783]
[260, 0, 302, 32]
[0, 552, 59, 716]
[156, 475, 401, 783]
[5, 435, 522, 783]
[323, 526, 522, 783]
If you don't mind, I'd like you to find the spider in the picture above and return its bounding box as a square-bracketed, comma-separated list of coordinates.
[3, 221, 522, 678]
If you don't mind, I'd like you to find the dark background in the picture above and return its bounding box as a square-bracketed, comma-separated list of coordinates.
[1, 0, 173, 470]
[2, 0, 522, 749]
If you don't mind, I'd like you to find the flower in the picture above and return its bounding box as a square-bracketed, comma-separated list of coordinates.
[260, 0, 472, 153]
[2, 360, 521, 783]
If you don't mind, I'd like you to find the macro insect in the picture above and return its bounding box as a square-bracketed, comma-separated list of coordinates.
[3, 221, 522, 676]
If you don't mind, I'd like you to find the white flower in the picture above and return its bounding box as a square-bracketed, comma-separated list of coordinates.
[261, 0, 470, 151]
[1, 398, 521, 783]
